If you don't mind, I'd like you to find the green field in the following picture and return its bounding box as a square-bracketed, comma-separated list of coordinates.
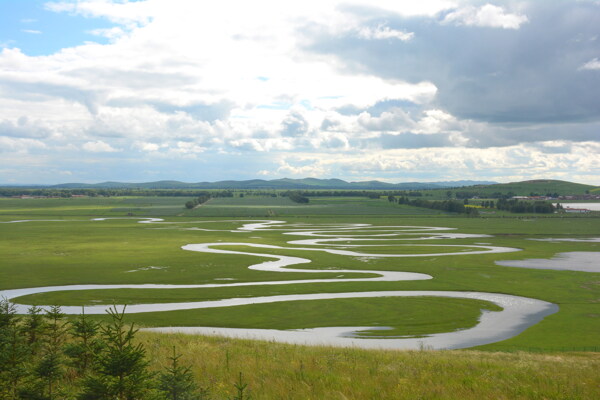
[1, 195, 599, 353]
[425, 179, 598, 199]
[2, 194, 599, 398]
[136, 332, 599, 399]
[0, 196, 195, 217]
[184, 195, 446, 217]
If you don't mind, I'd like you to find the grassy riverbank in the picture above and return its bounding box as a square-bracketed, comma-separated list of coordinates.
[139, 331, 600, 399]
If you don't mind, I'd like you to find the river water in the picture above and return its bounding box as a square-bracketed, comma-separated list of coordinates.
[555, 202, 600, 211]
[0, 218, 560, 350]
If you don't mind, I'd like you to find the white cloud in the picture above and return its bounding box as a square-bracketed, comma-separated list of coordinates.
[415, 109, 458, 134]
[136, 142, 160, 152]
[275, 158, 328, 177]
[0, 117, 52, 139]
[0, 136, 46, 152]
[45, 0, 152, 28]
[87, 27, 126, 40]
[310, 131, 350, 150]
[82, 140, 119, 152]
[2, 1, 437, 138]
[228, 138, 294, 152]
[0, 1, 598, 184]
[443, 4, 528, 29]
[172, 141, 205, 155]
[275, 143, 600, 182]
[357, 25, 414, 41]
[360, 0, 457, 17]
[22, 29, 43, 34]
[579, 57, 600, 70]
[358, 108, 416, 133]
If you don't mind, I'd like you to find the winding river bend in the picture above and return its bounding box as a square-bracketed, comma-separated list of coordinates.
[0, 218, 558, 350]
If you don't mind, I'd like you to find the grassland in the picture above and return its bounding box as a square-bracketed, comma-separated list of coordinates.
[1, 194, 599, 398]
[139, 332, 600, 399]
[0, 196, 194, 217]
[184, 195, 445, 217]
[425, 179, 598, 199]
[1, 195, 598, 350]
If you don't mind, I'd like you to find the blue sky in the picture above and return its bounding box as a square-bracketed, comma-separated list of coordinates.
[0, 0, 114, 55]
[0, 0, 599, 184]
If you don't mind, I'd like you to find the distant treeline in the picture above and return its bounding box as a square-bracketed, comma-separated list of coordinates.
[185, 194, 211, 209]
[453, 191, 560, 199]
[392, 196, 556, 215]
[284, 191, 309, 203]
[0, 188, 237, 198]
[0, 187, 571, 204]
[291, 190, 425, 198]
[392, 196, 556, 214]
[496, 199, 556, 213]
[1, 188, 431, 199]
[395, 196, 479, 215]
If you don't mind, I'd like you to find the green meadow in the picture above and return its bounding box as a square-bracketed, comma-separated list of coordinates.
[138, 333, 599, 399]
[1, 194, 599, 398]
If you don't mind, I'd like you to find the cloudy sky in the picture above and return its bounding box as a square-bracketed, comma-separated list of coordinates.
[1, 0, 599, 184]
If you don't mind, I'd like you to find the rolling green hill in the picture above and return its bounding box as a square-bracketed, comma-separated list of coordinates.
[430, 179, 598, 198]
[10, 178, 496, 190]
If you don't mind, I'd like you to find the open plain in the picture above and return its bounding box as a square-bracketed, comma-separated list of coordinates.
[1, 194, 599, 398]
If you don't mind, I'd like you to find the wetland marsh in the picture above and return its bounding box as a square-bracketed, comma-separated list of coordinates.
[1, 195, 598, 353]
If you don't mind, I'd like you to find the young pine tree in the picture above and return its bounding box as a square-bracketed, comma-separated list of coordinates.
[230, 372, 251, 400]
[64, 308, 102, 377]
[0, 299, 31, 399]
[24, 305, 47, 356]
[158, 347, 206, 400]
[78, 306, 155, 400]
[32, 305, 69, 400]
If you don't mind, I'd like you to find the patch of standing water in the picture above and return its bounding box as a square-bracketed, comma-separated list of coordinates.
[495, 252, 600, 273]
[126, 266, 168, 273]
[554, 203, 600, 211]
[529, 237, 600, 243]
[142, 291, 557, 350]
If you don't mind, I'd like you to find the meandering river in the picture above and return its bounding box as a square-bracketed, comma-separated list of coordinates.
[0, 218, 558, 350]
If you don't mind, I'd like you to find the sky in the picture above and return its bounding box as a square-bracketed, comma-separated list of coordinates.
[0, 0, 599, 185]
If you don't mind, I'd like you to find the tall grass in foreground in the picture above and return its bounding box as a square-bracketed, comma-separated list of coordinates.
[2, 304, 598, 399]
[140, 332, 600, 400]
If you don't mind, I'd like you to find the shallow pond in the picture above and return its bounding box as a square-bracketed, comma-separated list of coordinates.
[555, 202, 600, 211]
[496, 252, 600, 273]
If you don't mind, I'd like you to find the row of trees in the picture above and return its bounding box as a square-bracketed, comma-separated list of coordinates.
[0, 189, 238, 198]
[395, 197, 479, 215]
[479, 201, 495, 208]
[395, 194, 557, 215]
[495, 199, 556, 214]
[275, 190, 426, 198]
[449, 191, 562, 200]
[0, 301, 249, 400]
[284, 192, 309, 204]
[185, 194, 211, 209]
[2, 188, 438, 200]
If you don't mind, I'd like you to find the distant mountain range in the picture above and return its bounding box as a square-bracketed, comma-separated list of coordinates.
[5, 178, 498, 190]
